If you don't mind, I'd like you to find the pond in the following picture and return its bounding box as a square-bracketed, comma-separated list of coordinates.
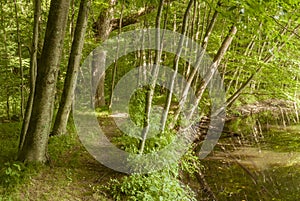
[192, 125, 300, 200]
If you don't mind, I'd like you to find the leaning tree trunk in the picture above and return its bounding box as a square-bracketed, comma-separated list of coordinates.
[18, 0, 40, 151]
[187, 25, 237, 120]
[18, 0, 70, 163]
[171, 7, 220, 127]
[52, 0, 90, 136]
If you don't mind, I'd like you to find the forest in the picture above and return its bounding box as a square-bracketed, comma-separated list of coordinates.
[0, 0, 299, 200]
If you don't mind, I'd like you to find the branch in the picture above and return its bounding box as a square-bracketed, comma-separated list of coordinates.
[269, 16, 300, 39]
[110, 6, 156, 31]
[226, 23, 300, 108]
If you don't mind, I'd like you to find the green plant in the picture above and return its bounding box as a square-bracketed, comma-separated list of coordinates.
[105, 169, 196, 201]
[0, 162, 25, 188]
[128, 88, 147, 127]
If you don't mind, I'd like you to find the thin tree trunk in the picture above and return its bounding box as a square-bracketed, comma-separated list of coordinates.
[172, 8, 220, 126]
[160, 0, 194, 132]
[13, 0, 24, 119]
[18, 0, 40, 152]
[69, 0, 75, 42]
[187, 25, 237, 120]
[92, 0, 116, 108]
[52, 0, 90, 136]
[109, 1, 124, 109]
[18, 0, 70, 163]
[139, 0, 165, 154]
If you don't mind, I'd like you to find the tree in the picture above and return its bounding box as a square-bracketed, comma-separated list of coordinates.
[139, 0, 165, 154]
[13, 0, 25, 119]
[52, 0, 91, 136]
[18, 0, 40, 152]
[91, 0, 159, 108]
[92, 0, 117, 107]
[18, 0, 70, 162]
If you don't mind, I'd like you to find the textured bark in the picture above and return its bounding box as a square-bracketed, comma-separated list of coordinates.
[18, 0, 70, 162]
[19, 0, 40, 152]
[92, 50, 106, 107]
[52, 0, 90, 136]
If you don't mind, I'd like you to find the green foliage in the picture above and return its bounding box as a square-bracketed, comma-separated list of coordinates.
[129, 88, 147, 127]
[105, 169, 196, 201]
[0, 162, 25, 188]
[0, 161, 40, 194]
[0, 123, 20, 165]
[179, 149, 202, 176]
[48, 133, 79, 165]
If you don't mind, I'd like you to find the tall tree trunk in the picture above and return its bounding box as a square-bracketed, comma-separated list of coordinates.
[160, 0, 194, 132]
[139, 0, 165, 154]
[92, 0, 116, 108]
[52, 0, 90, 136]
[13, 0, 24, 119]
[171, 8, 220, 126]
[109, 1, 124, 109]
[187, 25, 237, 120]
[19, 0, 40, 152]
[18, 0, 70, 163]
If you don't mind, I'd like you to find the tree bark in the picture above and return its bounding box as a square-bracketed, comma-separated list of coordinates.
[52, 0, 90, 136]
[18, 0, 70, 163]
[19, 0, 40, 152]
[109, 2, 124, 109]
[110, 6, 155, 31]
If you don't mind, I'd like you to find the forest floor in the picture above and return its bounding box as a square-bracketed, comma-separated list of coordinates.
[0, 117, 124, 201]
[0, 117, 300, 200]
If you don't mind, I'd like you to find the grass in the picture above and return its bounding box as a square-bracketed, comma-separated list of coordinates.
[0, 122, 20, 165]
[0, 121, 122, 201]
